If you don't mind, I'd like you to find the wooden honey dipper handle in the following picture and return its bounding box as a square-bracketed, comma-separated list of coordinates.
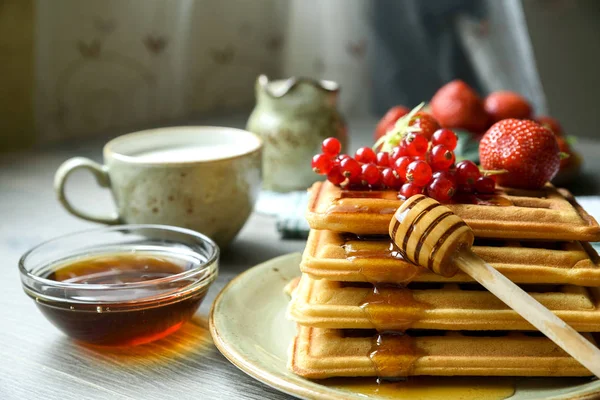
[389, 194, 600, 378]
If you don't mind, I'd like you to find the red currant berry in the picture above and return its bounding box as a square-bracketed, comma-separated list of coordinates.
[403, 133, 428, 157]
[427, 177, 456, 203]
[393, 156, 412, 181]
[344, 173, 364, 189]
[340, 157, 361, 178]
[390, 146, 407, 162]
[457, 184, 473, 194]
[429, 144, 455, 171]
[381, 168, 402, 190]
[322, 137, 341, 156]
[474, 176, 496, 194]
[405, 160, 433, 187]
[360, 163, 381, 186]
[355, 147, 377, 164]
[327, 164, 345, 185]
[399, 183, 424, 199]
[431, 129, 458, 151]
[311, 153, 333, 175]
[336, 154, 350, 163]
[458, 193, 478, 204]
[408, 112, 441, 140]
[433, 170, 457, 186]
[376, 151, 391, 167]
[455, 160, 481, 185]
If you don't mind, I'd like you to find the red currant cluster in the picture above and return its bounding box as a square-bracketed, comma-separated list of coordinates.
[312, 130, 496, 203]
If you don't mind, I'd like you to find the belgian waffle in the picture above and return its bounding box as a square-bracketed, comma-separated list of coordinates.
[289, 326, 593, 378]
[301, 230, 600, 285]
[306, 181, 600, 241]
[289, 275, 600, 331]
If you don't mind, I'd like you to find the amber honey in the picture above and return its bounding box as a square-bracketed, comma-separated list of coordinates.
[358, 283, 430, 332]
[35, 252, 209, 346]
[369, 333, 420, 377]
[329, 330, 519, 399]
[325, 376, 517, 400]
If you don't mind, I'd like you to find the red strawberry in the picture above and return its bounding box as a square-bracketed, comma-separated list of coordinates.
[408, 112, 440, 140]
[374, 106, 410, 141]
[430, 80, 489, 133]
[484, 91, 532, 123]
[479, 119, 560, 189]
[535, 115, 564, 136]
[556, 136, 572, 168]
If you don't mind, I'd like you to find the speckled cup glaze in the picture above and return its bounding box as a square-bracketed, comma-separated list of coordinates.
[54, 126, 262, 248]
[247, 75, 347, 192]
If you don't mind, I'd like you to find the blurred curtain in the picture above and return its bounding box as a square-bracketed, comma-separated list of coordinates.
[34, 0, 288, 143]
[31, 0, 372, 145]
[282, 0, 372, 116]
[370, 0, 486, 113]
[370, 0, 547, 115]
[1, 0, 555, 149]
[456, 0, 547, 114]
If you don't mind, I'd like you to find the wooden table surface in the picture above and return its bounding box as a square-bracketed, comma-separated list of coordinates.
[1, 116, 599, 400]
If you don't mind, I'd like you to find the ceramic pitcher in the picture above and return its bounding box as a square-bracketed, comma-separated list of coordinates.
[247, 75, 347, 192]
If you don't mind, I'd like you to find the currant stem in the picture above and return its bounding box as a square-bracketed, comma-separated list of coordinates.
[373, 102, 426, 152]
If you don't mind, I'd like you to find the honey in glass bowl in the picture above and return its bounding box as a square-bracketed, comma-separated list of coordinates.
[19, 225, 219, 346]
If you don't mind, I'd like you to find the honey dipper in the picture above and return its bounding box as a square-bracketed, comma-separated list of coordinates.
[389, 194, 600, 378]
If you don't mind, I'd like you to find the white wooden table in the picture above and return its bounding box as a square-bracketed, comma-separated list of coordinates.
[1, 116, 599, 400]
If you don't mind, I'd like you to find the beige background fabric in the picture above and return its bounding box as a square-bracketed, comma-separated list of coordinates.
[33, 0, 372, 145]
[1, 0, 599, 151]
[34, 0, 287, 143]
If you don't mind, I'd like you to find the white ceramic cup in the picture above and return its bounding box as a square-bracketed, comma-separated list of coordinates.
[54, 126, 262, 247]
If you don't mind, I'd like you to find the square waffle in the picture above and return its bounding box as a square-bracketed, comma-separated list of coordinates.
[288, 275, 600, 331]
[306, 181, 600, 241]
[289, 326, 593, 378]
[301, 230, 600, 285]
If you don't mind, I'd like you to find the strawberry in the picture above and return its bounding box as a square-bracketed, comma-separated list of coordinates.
[374, 106, 410, 141]
[483, 91, 532, 123]
[408, 112, 440, 140]
[430, 80, 489, 133]
[535, 115, 564, 136]
[479, 119, 560, 189]
[556, 136, 572, 168]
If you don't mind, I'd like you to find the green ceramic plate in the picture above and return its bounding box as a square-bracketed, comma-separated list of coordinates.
[209, 253, 600, 400]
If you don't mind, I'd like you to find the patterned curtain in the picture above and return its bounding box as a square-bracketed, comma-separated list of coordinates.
[34, 0, 288, 142]
[2, 0, 569, 149]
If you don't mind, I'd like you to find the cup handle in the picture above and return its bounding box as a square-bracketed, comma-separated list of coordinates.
[54, 157, 121, 224]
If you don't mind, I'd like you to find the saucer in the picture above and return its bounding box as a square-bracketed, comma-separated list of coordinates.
[209, 253, 600, 400]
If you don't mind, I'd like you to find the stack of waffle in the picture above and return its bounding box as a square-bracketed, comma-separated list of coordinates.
[287, 180, 600, 379]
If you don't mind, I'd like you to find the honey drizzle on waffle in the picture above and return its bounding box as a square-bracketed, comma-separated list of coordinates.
[342, 235, 405, 260]
[302, 230, 600, 285]
[359, 283, 430, 331]
[290, 326, 595, 378]
[368, 333, 421, 377]
[342, 235, 421, 283]
[308, 181, 600, 241]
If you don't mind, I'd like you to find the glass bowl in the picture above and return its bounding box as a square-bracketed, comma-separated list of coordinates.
[19, 225, 219, 346]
